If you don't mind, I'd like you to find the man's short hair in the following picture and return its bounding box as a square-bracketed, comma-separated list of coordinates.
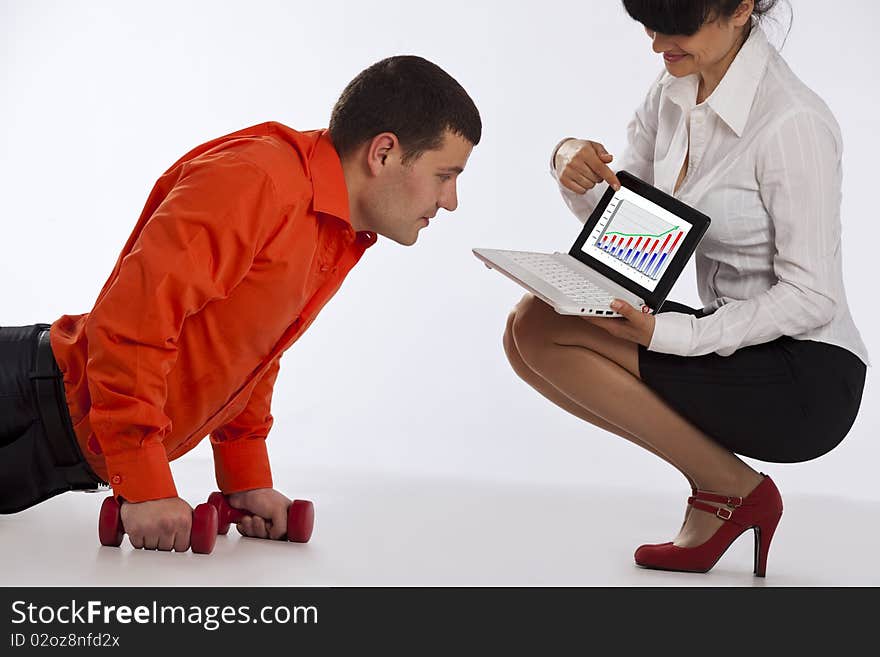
[329, 55, 482, 164]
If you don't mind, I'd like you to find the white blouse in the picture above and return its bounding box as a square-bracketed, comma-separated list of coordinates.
[552, 25, 869, 365]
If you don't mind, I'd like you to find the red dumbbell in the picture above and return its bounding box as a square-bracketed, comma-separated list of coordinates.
[206, 492, 315, 543]
[98, 496, 219, 554]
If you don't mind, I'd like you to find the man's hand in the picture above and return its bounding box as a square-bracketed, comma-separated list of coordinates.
[554, 138, 621, 194]
[119, 497, 194, 552]
[583, 299, 656, 347]
[227, 488, 292, 540]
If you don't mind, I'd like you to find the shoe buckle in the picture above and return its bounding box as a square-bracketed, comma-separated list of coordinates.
[726, 496, 743, 508]
[716, 507, 733, 521]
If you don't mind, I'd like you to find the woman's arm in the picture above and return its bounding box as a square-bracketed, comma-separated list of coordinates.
[551, 74, 662, 223]
[649, 110, 841, 357]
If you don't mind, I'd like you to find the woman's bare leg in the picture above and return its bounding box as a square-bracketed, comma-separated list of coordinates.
[503, 311, 696, 491]
[506, 295, 764, 546]
[504, 312, 696, 537]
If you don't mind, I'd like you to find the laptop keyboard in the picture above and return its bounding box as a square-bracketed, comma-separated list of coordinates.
[506, 252, 616, 307]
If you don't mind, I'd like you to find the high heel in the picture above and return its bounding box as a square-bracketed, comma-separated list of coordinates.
[634, 474, 783, 576]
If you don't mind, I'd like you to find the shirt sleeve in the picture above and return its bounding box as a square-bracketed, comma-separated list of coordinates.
[84, 154, 280, 503]
[551, 75, 662, 224]
[649, 110, 840, 357]
[210, 356, 281, 494]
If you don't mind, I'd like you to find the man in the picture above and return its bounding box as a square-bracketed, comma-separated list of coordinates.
[0, 55, 480, 552]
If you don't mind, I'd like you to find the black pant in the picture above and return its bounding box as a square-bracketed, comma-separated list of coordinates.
[0, 324, 106, 514]
[638, 301, 867, 463]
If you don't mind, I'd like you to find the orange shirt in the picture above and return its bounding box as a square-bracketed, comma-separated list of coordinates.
[49, 122, 376, 503]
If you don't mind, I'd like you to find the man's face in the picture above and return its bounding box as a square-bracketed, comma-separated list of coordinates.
[362, 130, 473, 246]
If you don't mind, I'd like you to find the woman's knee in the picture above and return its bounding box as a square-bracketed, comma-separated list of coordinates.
[502, 310, 518, 359]
[503, 296, 539, 358]
[502, 311, 530, 381]
[508, 295, 557, 368]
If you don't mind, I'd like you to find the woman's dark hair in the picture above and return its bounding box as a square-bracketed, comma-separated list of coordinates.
[621, 0, 784, 36]
[329, 55, 482, 164]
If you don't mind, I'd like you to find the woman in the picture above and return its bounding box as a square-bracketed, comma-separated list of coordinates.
[504, 0, 868, 576]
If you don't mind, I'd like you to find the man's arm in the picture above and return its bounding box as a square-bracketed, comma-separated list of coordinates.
[212, 357, 299, 541]
[210, 356, 282, 494]
[85, 153, 280, 503]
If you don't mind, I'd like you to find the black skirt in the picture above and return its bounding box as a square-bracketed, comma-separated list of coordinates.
[637, 301, 867, 463]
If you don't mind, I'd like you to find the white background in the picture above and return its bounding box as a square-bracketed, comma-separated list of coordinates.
[2, 0, 878, 506]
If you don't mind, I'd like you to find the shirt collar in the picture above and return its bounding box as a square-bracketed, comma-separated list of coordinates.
[658, 24, 772, 137]
[309, 130, 352, 224]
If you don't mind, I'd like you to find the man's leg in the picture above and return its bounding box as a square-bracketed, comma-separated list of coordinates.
[0, 324, 92, 514]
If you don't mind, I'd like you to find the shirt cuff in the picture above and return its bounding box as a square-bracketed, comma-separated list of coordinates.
[102, 441, 178, 503]
[211, 438, 273, 494]
[648, 312, 697, 356]
[549, 137, 577, 177]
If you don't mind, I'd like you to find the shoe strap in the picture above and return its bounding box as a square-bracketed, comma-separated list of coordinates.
[687, 497, 741, 522]
[691, 489, 744, 508]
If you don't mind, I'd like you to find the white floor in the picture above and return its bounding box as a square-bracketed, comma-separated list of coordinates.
[1, 463, 877, 587]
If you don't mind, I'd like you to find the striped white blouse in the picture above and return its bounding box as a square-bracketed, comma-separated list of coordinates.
[552, 25, 869, 365]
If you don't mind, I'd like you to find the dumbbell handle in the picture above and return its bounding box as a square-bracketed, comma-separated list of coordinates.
[98, 496, 218, 554]
[207, 492, 315, 543]
[219, 502, 249, 527]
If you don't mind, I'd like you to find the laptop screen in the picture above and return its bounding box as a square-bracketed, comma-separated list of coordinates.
[577, 185, 695, 293]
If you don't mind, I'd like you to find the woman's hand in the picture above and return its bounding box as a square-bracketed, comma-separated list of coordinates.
[583, 299, 655, 347]
[554, 138, 622, 194]
[227, 487, 292, 540]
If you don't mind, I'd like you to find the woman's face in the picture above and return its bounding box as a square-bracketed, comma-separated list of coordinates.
[644, 2, 753, 78]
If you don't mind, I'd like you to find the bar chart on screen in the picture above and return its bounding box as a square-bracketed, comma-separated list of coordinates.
[595, 199, 685, 281]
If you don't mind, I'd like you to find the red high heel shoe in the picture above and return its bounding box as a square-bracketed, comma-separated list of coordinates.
[634, 475, 783, 577]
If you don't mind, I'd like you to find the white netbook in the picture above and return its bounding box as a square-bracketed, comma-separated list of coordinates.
[473, 170, 711, 317]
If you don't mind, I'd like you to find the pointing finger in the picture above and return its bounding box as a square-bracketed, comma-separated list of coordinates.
[585, 147, 621, 191]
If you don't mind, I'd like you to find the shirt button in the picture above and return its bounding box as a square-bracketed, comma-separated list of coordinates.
[111, 475, 122, 485]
